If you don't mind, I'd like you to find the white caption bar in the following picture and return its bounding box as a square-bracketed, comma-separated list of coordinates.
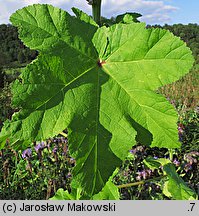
[0, 201, 199, 216]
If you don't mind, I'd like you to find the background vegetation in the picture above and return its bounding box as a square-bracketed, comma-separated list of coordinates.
[0, 22, 198, 199]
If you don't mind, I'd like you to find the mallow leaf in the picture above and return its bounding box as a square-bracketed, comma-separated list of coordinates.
[163, 163, 197, 200]
[116, 12, 142, 23]
[92, 168, 120, 200]
[49, 188, 82, 200]
[0, 4, 194, 196]
[92, 180, 120, 200]
[143, 156, 170, 171]
[144, 157, 197, 200]
[49, 188, 75, 200]
[72, 7, 98, 26]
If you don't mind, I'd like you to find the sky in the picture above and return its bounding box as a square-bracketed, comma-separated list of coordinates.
[0, 0, 198, 25]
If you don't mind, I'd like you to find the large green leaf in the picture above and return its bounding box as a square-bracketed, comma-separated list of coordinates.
[0, 4, 194, 196]
[116, 12, 142, 23]
[50, 179, 119, 200]
[49, 189, 76, 200]
[49, 188, 82, 200]
[163, 163, 197, 200]
[144, 157, 197, 200]
[92, 180, 120, 200]
[143, 156, 170, 171]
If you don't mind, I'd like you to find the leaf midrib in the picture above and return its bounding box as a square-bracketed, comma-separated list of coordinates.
[102, 67, 178, 145]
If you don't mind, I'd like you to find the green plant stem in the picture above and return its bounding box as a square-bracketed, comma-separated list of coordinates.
[59, 131, 68, 138]
[169, 149, 174, 161]
[116, 175, 167, 189]
[92, 0, 102, 25]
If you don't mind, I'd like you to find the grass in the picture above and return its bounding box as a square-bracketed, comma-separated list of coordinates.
[158, 65, 199, 110]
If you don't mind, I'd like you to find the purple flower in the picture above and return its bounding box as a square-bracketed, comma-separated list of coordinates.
[178, 126, 184, 134]
[69, 157, 76, 164]
[136, 170, 151, 181]
[136, 172, 142, 181]
[173, 159, 180, 166]
[190, 151, 199, 156]
[60, 137, 68, 143]
[184, 153, 198, 165]
[170, 99, 176, 106]
[130, 149, 136, 154]
[179, 133, 183, 142]
[146, 169, 152, 176]
[141, 170, 147, 179]
[184, 163, 192, 172]
[34, 141, 45, 152]
[53, 139, 57, 143]
[52, 147, 58, 154]
[66, 172, 72, 178]
[136, 175, 142, 181]
[22, 148, 32, 159]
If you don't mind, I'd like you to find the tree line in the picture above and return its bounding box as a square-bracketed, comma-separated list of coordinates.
[0, 24, 37, 67]
[0, 24, 38, 87]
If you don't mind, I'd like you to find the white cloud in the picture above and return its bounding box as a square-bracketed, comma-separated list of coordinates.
[101, 0, 178, 24]
[0, 0, 178, 24]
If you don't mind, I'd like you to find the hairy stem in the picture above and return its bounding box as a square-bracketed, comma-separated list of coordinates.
[92, 0, 102, 25]
[116, 175, 167, 189]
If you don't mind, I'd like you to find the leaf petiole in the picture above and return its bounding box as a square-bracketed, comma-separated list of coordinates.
[116, 175, 167, 189]
[168, 149, 174, 161]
